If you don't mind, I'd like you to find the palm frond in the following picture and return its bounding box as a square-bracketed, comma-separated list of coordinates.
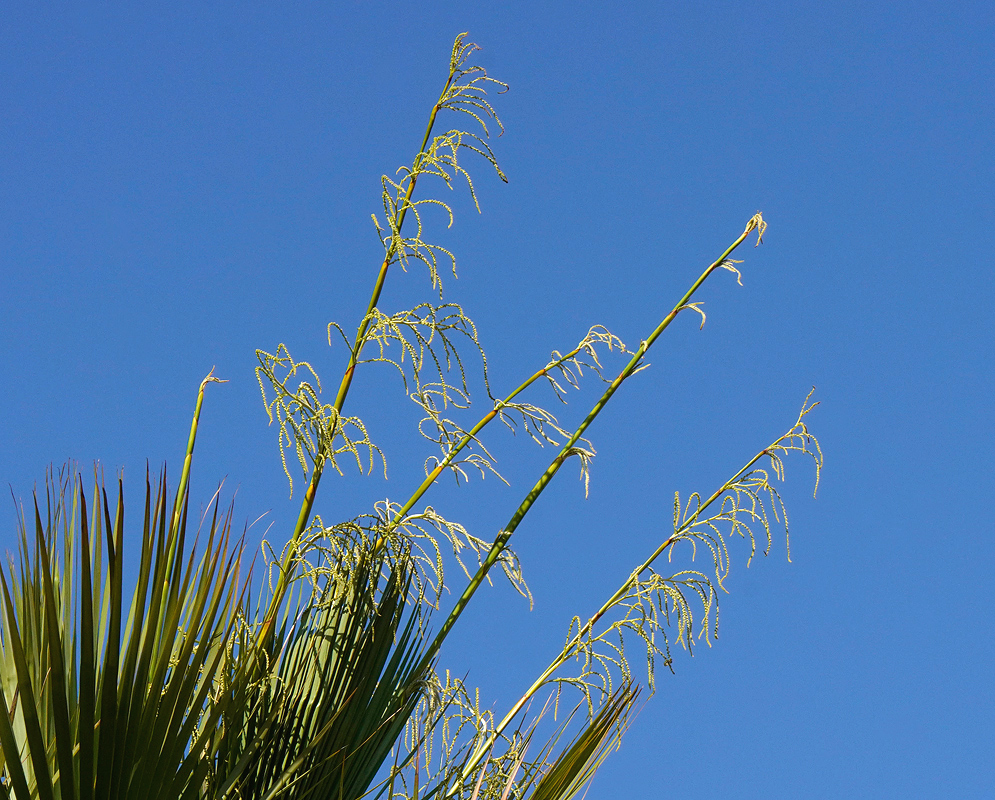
[217, 557, 430, 800]
[522, 685, 639, 800]
[0, 468, 249, 800]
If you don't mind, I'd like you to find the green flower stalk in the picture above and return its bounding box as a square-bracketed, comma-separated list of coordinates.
[1, 33, 821, 800]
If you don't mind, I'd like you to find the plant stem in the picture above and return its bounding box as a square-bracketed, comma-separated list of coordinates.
[464, 445, 771, 777]
[372, 344, 589, 550]
[172, 369, 225, 535]
[261, 65, 461, 630]
[415, 214, 766, 785]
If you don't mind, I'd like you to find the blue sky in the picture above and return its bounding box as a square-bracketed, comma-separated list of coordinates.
[1, 2, 992, 797]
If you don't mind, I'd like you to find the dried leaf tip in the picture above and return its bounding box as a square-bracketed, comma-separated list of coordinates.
[745, 212, 767, 247]
[200, 366, 228, 389]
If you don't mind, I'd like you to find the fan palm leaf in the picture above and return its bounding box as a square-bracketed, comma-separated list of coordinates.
[0, 465, 248, 800]
[215, 557, 429, 800]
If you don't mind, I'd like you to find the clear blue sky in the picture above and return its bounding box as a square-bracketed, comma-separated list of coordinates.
[1, 2, 992, 797]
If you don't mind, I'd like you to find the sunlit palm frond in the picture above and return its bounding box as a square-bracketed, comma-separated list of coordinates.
[0, 465, 248, 800]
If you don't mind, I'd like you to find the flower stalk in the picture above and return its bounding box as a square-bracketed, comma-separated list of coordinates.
[260, 49, 470, 631]
[463, 441, 774, 779]
[424, 213, 767, 666]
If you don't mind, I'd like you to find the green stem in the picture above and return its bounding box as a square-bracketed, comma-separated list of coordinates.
[262, 64, 461, 631]
[464, 445, 771, 777]
[417, 214, 766, 786]
[172, 369, 225, 535]
[372, 343, 588, 552]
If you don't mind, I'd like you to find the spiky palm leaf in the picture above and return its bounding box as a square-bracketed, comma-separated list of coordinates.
[0, 464, 249, 800]
[521, 686, 638, 800]
[213, 558, 430, 800]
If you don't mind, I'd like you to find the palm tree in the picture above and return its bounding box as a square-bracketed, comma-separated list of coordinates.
[0, 34, 820, 800]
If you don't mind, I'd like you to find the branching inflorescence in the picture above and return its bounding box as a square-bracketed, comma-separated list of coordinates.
[551, 393, 823, 712]
[255, 344, 384, 495]
[373, 38, 508, 296]
[0, 33, 823, 800]
[249, 46, 817, 798]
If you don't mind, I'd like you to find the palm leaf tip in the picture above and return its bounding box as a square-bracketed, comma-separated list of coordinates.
[524, 685, 640, 800]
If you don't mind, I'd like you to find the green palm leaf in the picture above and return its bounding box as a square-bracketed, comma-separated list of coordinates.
[217, 557, 429, 800]
[523, 686, 638, 800]
[0, 466, 249, 800]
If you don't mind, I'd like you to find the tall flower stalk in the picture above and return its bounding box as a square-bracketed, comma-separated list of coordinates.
[1, 33, 821, 800]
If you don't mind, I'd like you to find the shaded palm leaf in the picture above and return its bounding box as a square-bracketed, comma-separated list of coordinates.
[216, 556, 430, 800]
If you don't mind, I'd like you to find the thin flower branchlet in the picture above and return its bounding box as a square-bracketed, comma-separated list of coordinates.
[550, 569, 714, 715]
[441, 34, 509, 140]
[677, 301, 707, 329]
[670, 389, 822, 568]
[421, 402, 508, 485]
[506, 394, 823, 722]
[255, 344, 384, 496]
[372, 194, 458, 297]
[492, 401, 568, 448]
[387, 672, 529, 800]
[372, 36, 507, 297]
[562, 446, 596, 499]
[718, 257, 745, 285]
[374, 128, 505, 296]
[262, 499, 530, 624]
[335, 303, 491, 399]
[397, 505, 531, 608]
[388, 669, 554, 800]
[542, 326, 629, 403]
